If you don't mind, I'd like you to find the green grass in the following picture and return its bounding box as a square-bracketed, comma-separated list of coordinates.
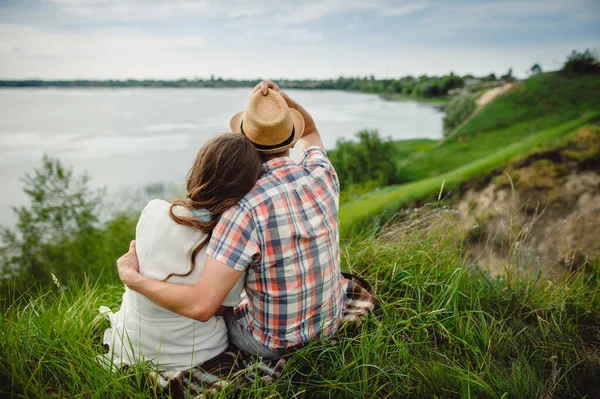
[397, 73, 600, 182]
[2, 210, 599, 398]
[393, 139, 438, 160]
[340, 112, 599, 236]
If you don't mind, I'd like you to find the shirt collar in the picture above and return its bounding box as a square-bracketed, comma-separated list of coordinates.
[260, 156, 296, 174]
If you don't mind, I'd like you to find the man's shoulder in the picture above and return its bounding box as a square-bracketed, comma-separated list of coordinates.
[233, 177, 279, 214]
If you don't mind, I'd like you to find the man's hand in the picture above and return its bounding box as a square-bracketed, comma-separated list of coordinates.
[252, 79, 297, 107]
[253, 80, 280, 95]
[116, 240, 143, 288]
[252, 79, 322, 150]
[253, 79, 323, 150]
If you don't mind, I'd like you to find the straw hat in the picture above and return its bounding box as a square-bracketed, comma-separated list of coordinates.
[230, 89, 305, 154]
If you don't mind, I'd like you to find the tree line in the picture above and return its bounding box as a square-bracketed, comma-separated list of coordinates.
[0, 72, 500, 99]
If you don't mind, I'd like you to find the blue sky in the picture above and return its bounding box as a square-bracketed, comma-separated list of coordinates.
[0, 0, 598, 79]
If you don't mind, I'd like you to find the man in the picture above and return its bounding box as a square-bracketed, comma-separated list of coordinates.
[117, 80, 346, 359]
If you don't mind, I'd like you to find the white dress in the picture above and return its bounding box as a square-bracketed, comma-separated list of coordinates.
[100, 199, 244, 371]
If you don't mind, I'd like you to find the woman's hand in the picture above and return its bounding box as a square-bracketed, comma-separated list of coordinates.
[116, 240, 143, 288]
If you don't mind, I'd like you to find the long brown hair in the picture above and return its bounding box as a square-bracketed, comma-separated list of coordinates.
[164, 133, 262, 281]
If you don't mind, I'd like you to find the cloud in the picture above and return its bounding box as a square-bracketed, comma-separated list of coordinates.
[281, 28, 324, 43]
[0, 24, 206, 78]
[1, 1, 598, 79]
[377, 3, 430, 17]
[43, 0, 265, 22]
[42, 0, 433, 25]
[1, 20, 595, 80]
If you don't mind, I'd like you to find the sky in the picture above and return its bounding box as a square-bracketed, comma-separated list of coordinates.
[0, 0, 598, 80]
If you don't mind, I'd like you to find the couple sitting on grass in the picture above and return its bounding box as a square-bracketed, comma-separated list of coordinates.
[104, 80, 362, 374]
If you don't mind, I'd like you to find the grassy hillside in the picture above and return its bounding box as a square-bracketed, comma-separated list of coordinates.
[2, 211, 599, 398]
[393, 139, 437, 163]
[340, 72, 600, 236]
[396, 73, 600, 183]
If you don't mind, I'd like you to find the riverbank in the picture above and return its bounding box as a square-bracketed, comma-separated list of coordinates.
[0, 72, 473, 104]
[380, 92, 450, 105]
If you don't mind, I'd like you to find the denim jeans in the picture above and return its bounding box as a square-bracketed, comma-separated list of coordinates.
[223, 311, 281, 360]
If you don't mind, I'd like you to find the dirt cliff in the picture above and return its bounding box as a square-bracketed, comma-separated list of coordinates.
[456, 125, 600, 277]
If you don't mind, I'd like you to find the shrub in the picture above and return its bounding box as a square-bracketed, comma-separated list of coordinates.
[329, 130, 397, 189]
[443, 94, 477, 136]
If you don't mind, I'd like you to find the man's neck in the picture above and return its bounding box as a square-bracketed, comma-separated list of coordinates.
[260, 150, 290, 164]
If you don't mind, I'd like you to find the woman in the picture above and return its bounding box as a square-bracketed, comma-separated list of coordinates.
[99, 133, 262, 371]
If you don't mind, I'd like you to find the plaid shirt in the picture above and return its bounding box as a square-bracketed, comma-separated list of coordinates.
[206, 146, 346, 352]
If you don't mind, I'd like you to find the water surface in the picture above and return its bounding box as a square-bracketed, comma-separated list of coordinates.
[0, 88, 443, 225]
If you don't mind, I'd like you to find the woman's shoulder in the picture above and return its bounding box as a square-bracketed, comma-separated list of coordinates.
[143, 198, 170, 213]
[135, 199, 208, 280]
[140, 199, 191, 219]
[136, 199, 195, 237]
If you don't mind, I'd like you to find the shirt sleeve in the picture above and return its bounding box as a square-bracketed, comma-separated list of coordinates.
[206, 205, 260, 272]
[299, 146, 340, 194]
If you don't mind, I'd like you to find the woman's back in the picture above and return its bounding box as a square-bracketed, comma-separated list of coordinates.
[102, 199, 244, 371]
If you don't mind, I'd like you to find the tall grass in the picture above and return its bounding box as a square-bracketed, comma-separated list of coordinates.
[2, 208, 598, 398]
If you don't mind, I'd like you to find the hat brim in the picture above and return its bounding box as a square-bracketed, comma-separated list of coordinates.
[230, 109, 305, 154]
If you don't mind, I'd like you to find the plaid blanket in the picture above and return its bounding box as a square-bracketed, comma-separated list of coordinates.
[146, 273, 377, 398]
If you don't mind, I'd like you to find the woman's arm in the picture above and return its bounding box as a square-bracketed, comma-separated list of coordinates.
[117, 241, 243, 322]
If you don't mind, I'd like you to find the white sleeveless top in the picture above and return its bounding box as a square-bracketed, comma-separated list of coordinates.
[101, 199, 244, 371]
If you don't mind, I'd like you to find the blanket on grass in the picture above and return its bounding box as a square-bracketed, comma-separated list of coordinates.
[138, 273, 376, 398]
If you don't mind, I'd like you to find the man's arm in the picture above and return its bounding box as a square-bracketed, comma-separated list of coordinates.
[282, 92, 325, 153]
[117, 241, 243, 322]
[253, 80, 325, 153]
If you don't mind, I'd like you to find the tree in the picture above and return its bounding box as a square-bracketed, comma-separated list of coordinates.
[561, 49, 600, 75]
[500, 68, 514, 81]
[530, 63, 542, 75]
[0, 156, 104, 288]
[442, 73, 465, 93]
[481, 73, 497, 82]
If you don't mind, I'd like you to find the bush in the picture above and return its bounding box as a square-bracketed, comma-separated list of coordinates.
[443, 94, 477, 136]
[329, 130, 397, 189]
[561, 49, 600, 75]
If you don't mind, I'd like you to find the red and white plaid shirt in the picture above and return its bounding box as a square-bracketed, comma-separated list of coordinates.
[206, 146, 346, 352]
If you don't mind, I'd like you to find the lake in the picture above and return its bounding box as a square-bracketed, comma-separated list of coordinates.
[0, 88, 443, 225]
